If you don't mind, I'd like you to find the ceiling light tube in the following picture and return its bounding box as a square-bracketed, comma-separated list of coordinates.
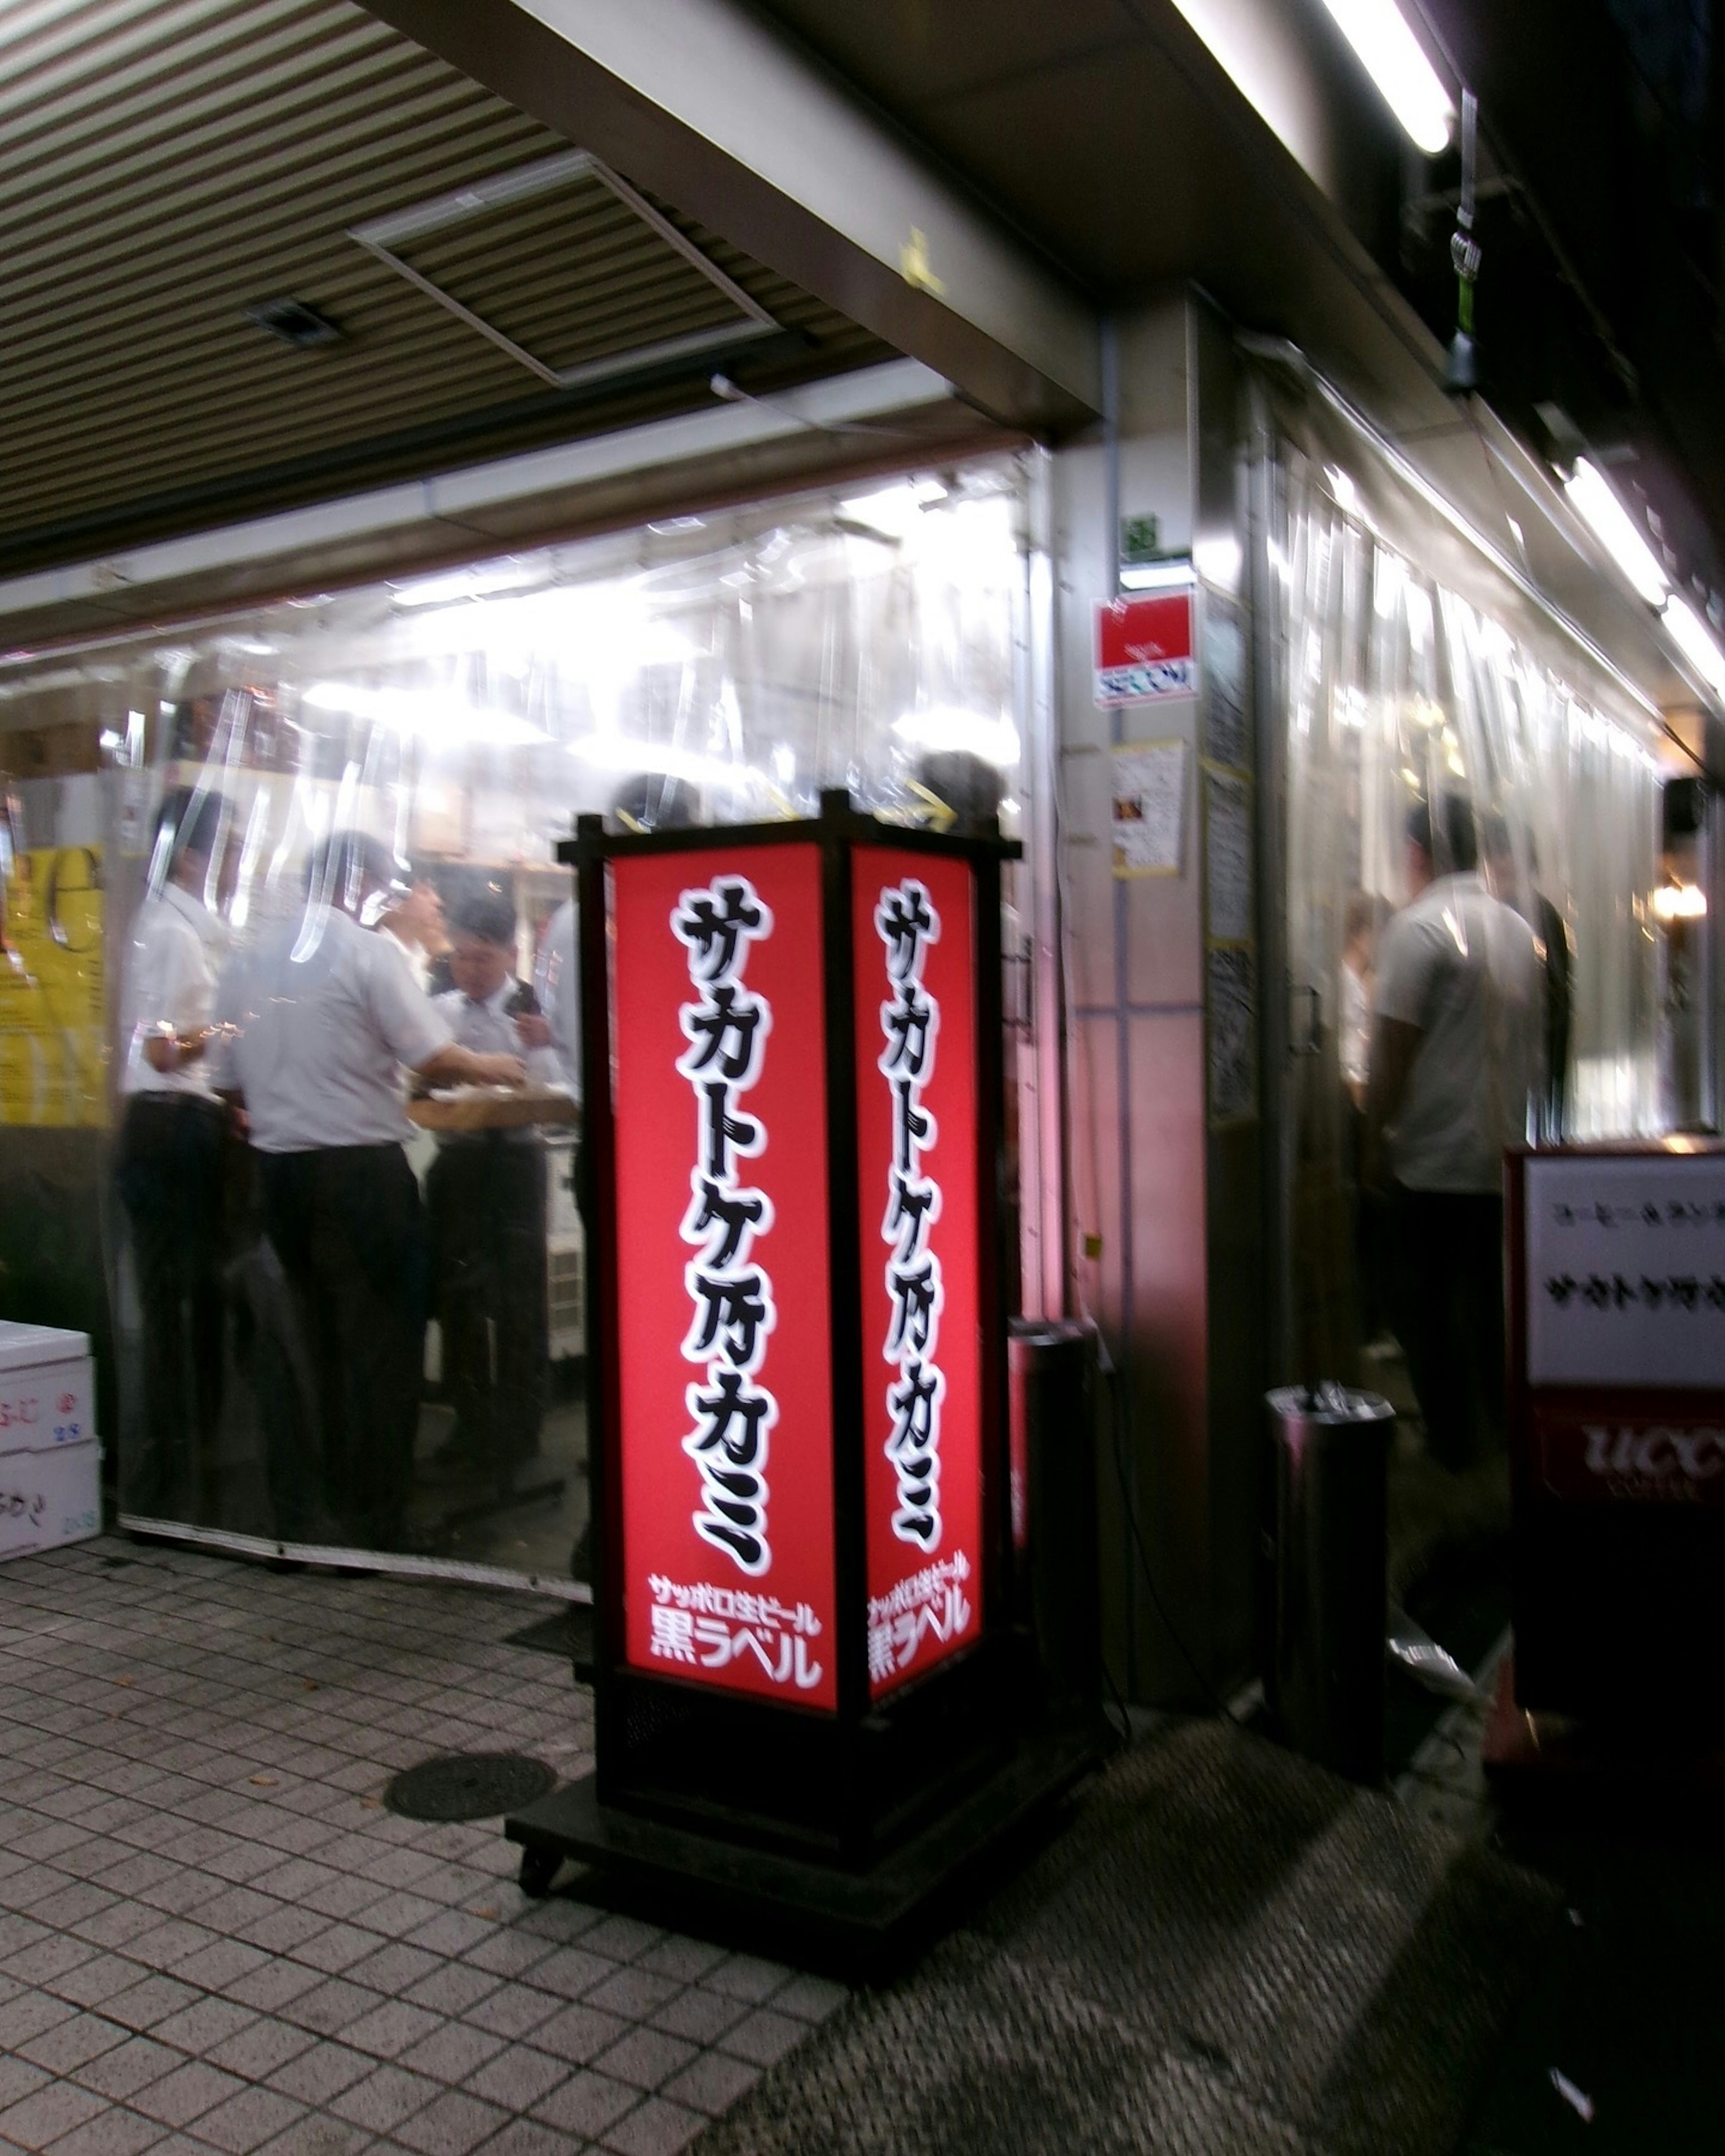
[1564, 459, 1669, 608]
[1119, 559, 1195, 591]
[1318, 0, 1455, 155]
[1660, 593, 1725, 697]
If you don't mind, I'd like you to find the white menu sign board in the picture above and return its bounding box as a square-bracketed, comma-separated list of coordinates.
[1525, 1154, 1725, 1388]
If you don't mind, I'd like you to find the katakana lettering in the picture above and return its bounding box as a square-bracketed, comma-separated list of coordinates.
[672, 879, 769, 982]
[682, 1177, 771, 1269]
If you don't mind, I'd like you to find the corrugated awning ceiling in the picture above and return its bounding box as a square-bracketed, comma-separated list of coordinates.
[0, 0, 890, 575]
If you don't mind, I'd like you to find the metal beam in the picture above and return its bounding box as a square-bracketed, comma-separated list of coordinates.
[360, 0, 1101, 433]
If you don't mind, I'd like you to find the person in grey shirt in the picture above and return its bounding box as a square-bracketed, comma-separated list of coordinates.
[1365, 795, 1541, 1469]
[427, 891, 566, 1491]
[215, 833, 523, 1550]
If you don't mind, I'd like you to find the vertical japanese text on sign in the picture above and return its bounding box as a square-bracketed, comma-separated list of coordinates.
[610, 847, 838, 1710]
[855, 851, 984, 1696]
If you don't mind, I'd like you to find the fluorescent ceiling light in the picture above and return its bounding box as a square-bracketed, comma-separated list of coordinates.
[1318, 0, 1455, 154]
[391, 562, 542, 609]
[1564, 459, 1668, 608]
[568, 733, 753, 793]
[838, 478, 948, 540]
[892, 706, 1021, 769]
[1119, 559, 1195, 592]
[1659, 594, 1725, 696]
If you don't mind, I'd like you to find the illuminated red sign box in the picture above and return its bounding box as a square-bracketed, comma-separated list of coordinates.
[593, 805, 1011, 1812]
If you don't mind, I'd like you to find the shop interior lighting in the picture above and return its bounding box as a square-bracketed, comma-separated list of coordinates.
[837, 478, 949, 541]
[892, 705, 1022, 769]
[568, 733, 758, 794]
[1317, 0, 1455, 155]
[301, 681, 547, 747]
[1118, 558, 1195, 592]
[1563, 459, 1669, 608]
[391, 562, 543, 609]
[1651, 881, 1707, 922]
[1658, 593, 1725, 698]
[1193, 536, 1243, 589]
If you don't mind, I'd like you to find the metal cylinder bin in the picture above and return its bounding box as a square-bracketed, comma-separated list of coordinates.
[1267, 1385, 1394, 1784]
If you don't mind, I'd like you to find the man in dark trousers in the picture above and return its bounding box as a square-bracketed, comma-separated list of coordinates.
[427, 891, 567, 1496]
[215, 835, 524, 1549]
[115, 785, 236, 1520]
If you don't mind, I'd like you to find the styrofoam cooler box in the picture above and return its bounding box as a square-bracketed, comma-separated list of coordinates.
[0, 1322, 102, 1557]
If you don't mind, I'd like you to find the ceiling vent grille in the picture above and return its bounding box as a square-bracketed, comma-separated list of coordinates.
[348, 150, 780, 390]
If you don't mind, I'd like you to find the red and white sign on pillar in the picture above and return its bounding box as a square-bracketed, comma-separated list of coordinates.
[1094, 590, 1195, 706]
[853, 850, 984, 1697]
[608, 844, 838, 1712]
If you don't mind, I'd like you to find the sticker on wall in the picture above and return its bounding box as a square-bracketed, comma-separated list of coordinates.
[1202, 593, 1249, 772]
[1110, 740, 1187, 878]
[1095, 593, 1195, 707]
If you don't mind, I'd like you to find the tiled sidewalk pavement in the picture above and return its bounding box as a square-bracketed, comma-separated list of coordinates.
[0, 1537, 845, 2156]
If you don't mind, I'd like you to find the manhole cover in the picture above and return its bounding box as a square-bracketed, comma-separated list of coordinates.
[383, 1752, 556, 1822]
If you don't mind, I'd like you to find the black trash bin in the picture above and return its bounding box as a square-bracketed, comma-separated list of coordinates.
[1009, 1319, 1101, 1716]
[1266, 1384, 1394, 1784]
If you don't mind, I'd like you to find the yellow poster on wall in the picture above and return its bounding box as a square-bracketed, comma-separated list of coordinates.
[0, 847, 107, 1127]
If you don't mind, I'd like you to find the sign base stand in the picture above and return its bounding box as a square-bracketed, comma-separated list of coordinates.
[504, 1721, 1100, 1981]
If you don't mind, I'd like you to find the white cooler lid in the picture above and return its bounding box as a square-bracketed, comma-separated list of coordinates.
[0, 1321, 91, 1372]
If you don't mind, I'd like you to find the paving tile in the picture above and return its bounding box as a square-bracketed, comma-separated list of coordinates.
[464, 2123, 567, 2156]
[252, 2117, 371, 2156]
[580, 1968, 684, 2022]
[518, 1945, 611, 2002]
[460, 1986, 561, 2044]
[280, 1979, 388, 2038]
[150, 1994, 258, 2058]
[327, 2063, 441, 2134]
[263, 2042, 376, 2107]
[203, 2019, 317, 2083]
[401, 1963, 499, 2018]
[344, 1943, 442, 1997]
[284, 1924, 391, 1978]
[348, 1892, 443, 1940]
[3, 1933, 101, 1986]
[577, 1916, 663, 1965]
[646, 1989, 746, 2046]
[40, 2103, 167, 2156]
[716, 2005, 809, 2068]
[69, 2035, 181, 2103]
[590, 2027, 699, 2093]
[341, 1997, 445, 2061]
[170, 1940, 272, 1993]
[103, 1972, 206, 2032]
[522, 2000, 630, 2066]
[131, 2057, 251, 2128]
[658, 2050, 762, 2116]
[0, 2081, 111, 2149]
[703, 1953, 792, 2005]
[67, 1905, 165, 1954]
[236, 1905, 330, 1957]
[7, 1988, 83, 2044]
[597, 2096, 706, 2156]
[633, 1937, 728, 1985]
[395, 2023, 505, 2087]
[528, 2068, 639, 2139]
[184, 2083, 306, 2154]
[406, 1912, 498, 1960]
[770, 1970, 848, 2023]
[391, 2090, 511, 2156]
[17, 2010, 131, 2075]
[221, 1959, 325, 2015]
[460, 2045, 569, 2113]
[0, 2057, 51, 2113]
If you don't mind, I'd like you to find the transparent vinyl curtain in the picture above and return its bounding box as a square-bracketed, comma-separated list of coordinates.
[1273, 445, 1664, 1384]
[0, 459, 1036, 1583]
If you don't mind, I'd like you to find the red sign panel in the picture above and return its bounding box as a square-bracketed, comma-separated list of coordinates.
[853, 850, 983, 1698]
[1532, 1398, 1725, 1507]
[1094, 591, 1195, 706]
[609, 845, 837, 1710]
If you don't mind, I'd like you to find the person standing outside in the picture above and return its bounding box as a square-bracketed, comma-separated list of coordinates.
[1365, 795, 1542, 1470]
[116, 786, 237, 1519]
[427, 892, 568, 1493]
[215, 832, 524, 1550]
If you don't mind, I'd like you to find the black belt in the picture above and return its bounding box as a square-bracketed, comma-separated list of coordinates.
[124, 1091, 226, 1122]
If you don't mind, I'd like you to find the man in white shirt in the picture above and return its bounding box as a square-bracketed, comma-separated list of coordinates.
[1366, 795, 1542, 1468]
[428, 892, 566, 1492]
[215, 833, 524, 1550]
[115, 786, 236, 1520]
[377, 867, 447, 996]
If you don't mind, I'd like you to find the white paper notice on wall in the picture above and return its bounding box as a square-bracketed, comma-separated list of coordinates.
[1525, 1153, 1725, 1388]
[1111, 739, 1187, 877]
[1204, 770, 1253, 942]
